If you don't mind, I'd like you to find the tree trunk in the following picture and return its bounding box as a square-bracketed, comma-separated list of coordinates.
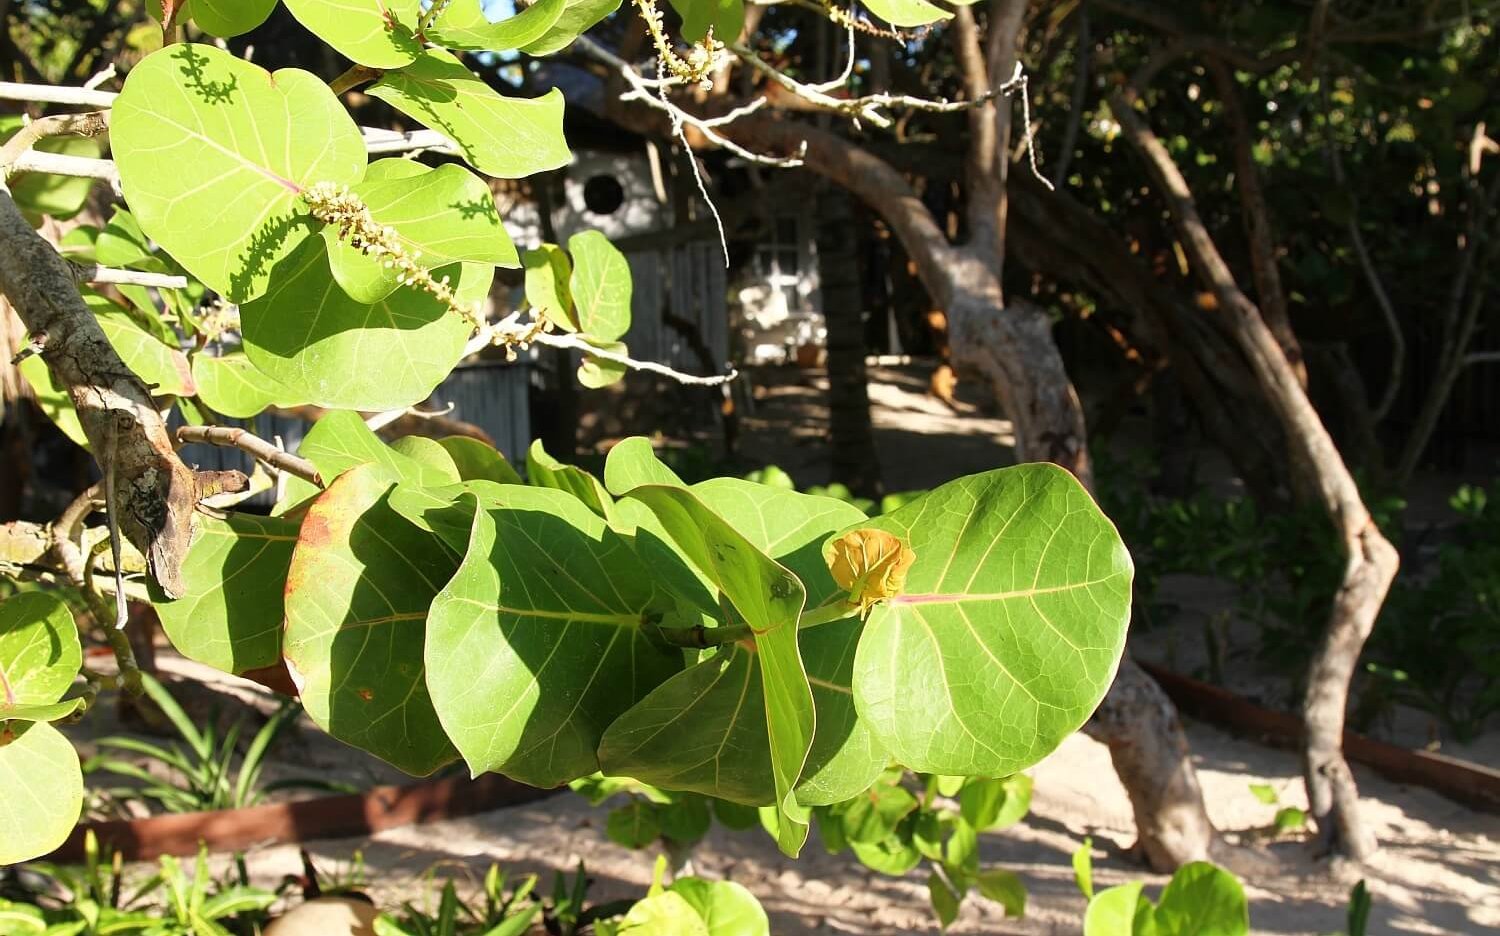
[1112, 96, 1398, 860]
[817, 188, 882, 498]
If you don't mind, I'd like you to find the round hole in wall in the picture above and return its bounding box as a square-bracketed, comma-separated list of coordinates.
[582, 173, 626, 216]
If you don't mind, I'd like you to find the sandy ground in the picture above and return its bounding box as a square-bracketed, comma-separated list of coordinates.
[61, 363, 1500, 934]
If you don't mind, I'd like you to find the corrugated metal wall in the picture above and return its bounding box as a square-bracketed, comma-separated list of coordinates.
[624, 241, 728, 374]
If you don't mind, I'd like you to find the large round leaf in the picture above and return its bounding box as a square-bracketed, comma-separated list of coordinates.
[427, 0, 567, 52]
[111, 43, 366, 303]
[520, 0, 621, 55]
[192, 352, 301, 419]
[240, 237, 481, 411]
[283, 463, 461, 775]
[845, 464, 1132, 777]
[283, 0, 421, 67]
[0, 722, 83, 863]
[325, 160, 518, 303]
[0, 593, 81, 723]
[150, 513, 298, 675]
[190, 0, 278, 36]
[568, 231, 631, 342]
[423, 488, 682, 786]
[367, 48, 570, 179]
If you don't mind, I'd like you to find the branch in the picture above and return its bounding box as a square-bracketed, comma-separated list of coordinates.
[175, 425, 324, 486]
[71, 262, 188, 290]
[0, 111, 109, 179]
[0, 80, 116, 107]
[1465, 351, 1500, 367]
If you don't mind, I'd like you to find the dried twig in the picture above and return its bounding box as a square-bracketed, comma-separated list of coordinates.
[70, 262, 188, 290]
[176, 425, 324, 486]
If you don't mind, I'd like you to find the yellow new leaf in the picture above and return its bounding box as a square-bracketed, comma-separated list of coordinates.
[826, 528, 916, 615]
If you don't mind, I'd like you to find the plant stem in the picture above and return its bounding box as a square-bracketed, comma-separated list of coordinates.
[798, 597, 857, 630]
[646, 620, 752, 648]
[329, 64, 382, 95]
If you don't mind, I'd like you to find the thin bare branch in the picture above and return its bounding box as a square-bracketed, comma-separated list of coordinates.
[9, 150, 118, 183]
[0, 111, 109, 178]
[176, 425, 324, 486]
[0, 80, 117, 107]
[71, 263, 189, 290]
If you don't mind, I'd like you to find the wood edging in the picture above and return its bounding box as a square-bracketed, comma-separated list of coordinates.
[1139, 660, 1500, 813]
[46, 773, 561, 862]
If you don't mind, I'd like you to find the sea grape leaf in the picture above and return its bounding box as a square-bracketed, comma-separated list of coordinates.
[240, 236, 482, 411]
[111, 43, 366, 303]
[960, 773, 1032, 831]
[428, 0, 567, 51]
[389, 436, 462, 484]
[840, 779, 918, 844]
[668, 879, 770, 936]
[568, 231, 631, 342]
[577, 341, 628, 389]
[977, 868, 1027, 918]
[598, 646, 773, 805]
[617, 484, 814, 856]
[276, 409, 459, 513]
[93, 298, 196, 397]
[520, 0, 621, 54]
[190, 0, 277, 36]
[192, 352, 301, 419]
[526, 439, 612, 518]
[1153, 862, 1250, 936]
[0, 593, 81, 717]
[17, 355, 87, 449]
[604, 436, 684, 494]
[0, 722, 84, 864]
[667, 0, 744, 43]
[0, 699, 84, 723]
[1083, 883, 1146, 936]
[862, 0, 952, 27]
[607, 800, 662, 848]
[149, 513, 298, 675]
[615, 890, 709, 936]
[843, 464, 1132, 777]
[927, 871, 961, 930]
[523, 245, 574, 329]
[423, 488, 682, 786]
[439, 436, 523, 485]
[324, 160, 518, 304]
[1, 116, 102, 222]
[282, 0, 421, 67]
[367, 48, 570, 179]
[282, 463, 460, 775]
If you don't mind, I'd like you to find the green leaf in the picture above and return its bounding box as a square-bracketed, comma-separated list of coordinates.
[240, 236, 481, 411]
[1, 116, 102, 222]
[422, 488, 681, 786]
[1248, 782, 1278, 805]
[282, 463, 460, 775]
[604, 437, 685, 494]
[389, 436, 462, 483]
[0, 699, 83, 723]
[976, 868, 1026, 918]
[959, 773, 1032, 831]
[615, 891, 709, 936]
[524, 245, 574, 328]
[0, 898, 46, 932]
[428, 0, 567, 51]
[283, 0, 421, 67]
[1153, 862, 1249, 936]
[667, 0, 744, 43]
[944, 818, 980, 880]
[668, 878, 770, 936]
[17, 355, 87, 449]
[1273, 806, 1306, 832]
[927, 871, 961, 930]
[192, 352, 300, 419]
[439, 436, 523, 485]
[849, 830, 921, 875]
[111, 43, 366, 303]
[1084, 882, 1144, 936]
[527, 439, 612, 517]
[0, 721, 84, 864]
[568, 231, 631, 342]
[149, 513, 298, 675]
[1073, 837, 1094, 900]
[367, 48, 570, 179]
[521, 0, 620, 54]
[325, 160, 517, 304]
[621, 484, 814, 856]
[840, 781, 918, 844]
[91, 295, 196, 397]
[578, 341, 628, 389]
[606, 801, 662, 848]
[862, 0, 953, 27]
[843, 465, 1132, 776]
[659, 794, 711, 844]
[278, 409, 458, 513]
[0, 593, 81, 717]
[190, 0, 278, 36]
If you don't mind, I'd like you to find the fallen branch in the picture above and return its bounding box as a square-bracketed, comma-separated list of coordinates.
[175, 425, 323, 487]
